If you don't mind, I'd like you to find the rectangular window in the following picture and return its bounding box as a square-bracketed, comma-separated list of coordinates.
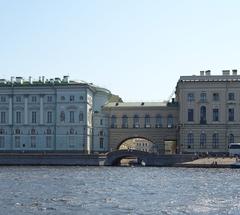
[100, 119, 103, 125]
[16, 96, 21, 102]
[32, 111, 37, 124]
[70, 111, 74, 123]
[229, 108, 234, 121]
[188, 109, 194, 122]
[213, 93, 219, 101]
[200, 92, 207, 102]
[228, 93, 235, 101]
[47, 111, 52, 123]
[0, 112, 6, 123]
[16, 111, 21, 124]
[0, 136, 5, 148]
[15, 136, 20, 148]
[47, 96, 52, 102]
[100, 138, 104, 149]
[0, 96, 6, 102]
[46, 136, 52, 148]
[32, 96, 37, 103]
[213, 109, 219, 121]
[187, 93, 194, 102]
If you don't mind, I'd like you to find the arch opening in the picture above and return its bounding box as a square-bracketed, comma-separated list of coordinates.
[118, 137, 157, 153]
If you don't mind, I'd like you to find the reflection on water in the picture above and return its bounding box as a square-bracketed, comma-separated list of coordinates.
[0, 167, 240, 215]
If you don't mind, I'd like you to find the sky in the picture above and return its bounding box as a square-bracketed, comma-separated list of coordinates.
[0, 0, 240, 102]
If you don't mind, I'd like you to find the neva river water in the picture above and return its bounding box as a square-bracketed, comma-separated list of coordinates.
[0, 167, 240, 215]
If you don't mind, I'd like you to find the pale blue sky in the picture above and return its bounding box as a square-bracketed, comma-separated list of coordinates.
[0, 0, 240, 101]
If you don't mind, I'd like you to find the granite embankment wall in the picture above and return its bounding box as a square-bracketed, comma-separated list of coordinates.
[0, 153, 100, 166]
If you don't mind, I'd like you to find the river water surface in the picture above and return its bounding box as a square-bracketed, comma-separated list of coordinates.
[0, 167, 240, 215]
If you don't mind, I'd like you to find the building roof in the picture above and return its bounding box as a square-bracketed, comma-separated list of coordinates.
[104, 101, 168, 108]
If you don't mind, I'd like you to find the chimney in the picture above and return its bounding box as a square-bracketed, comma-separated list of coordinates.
[222, 70, 230, 76]
[42, 76, 45, 83]
[29, 76, 33, 84]
[16, 77, 23, 84]
[200, 71, 204, 76]
[205, 70, 211, 76]
[11, 76, 14, 84]
[232, 69, 237, 75]
[63, 75, 69, 83]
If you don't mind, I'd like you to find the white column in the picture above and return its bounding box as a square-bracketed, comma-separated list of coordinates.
[24, 95, 28, 125]
[40, 95, 44, 124]
[9, 95, 12, 125]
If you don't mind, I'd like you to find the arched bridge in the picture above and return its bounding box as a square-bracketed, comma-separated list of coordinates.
[104, 150, 197, 166]
[104, 150, 150, 166]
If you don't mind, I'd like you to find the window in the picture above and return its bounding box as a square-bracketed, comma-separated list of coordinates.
[200, 92, 207, 102]
[229, 108, 234, 121]
[70, 128, 74, 134]
[0, 129, 4, 134]
[46, 128, 51, 135]
[99, 130, 104, 136]
[46, 136, 52, 148]
[187, 93, 194, 102]
[200, 133, 206, 148]
[167, 114, 173, 128]
[0, 112, 6, 123]
[32, 111, 37, 124]
[70, 111, 74, 123]
[100, 138, 104, 149]
[79, 112, 84, 122]
[60, 111, 65, 122]
[47, 96, 52, 102]
[228, 93, 235, 101]
[15, 129, 20, 134]
[70, 95, 75, 102]
[30, 136, 36, 148]
[187, 133, 194, 149]
[0, 96, 6, 102]
[155, 115, 162, 128]
[61, 96, 65, 101]
[212, 133, 219, 148]
[15, 136, 20, 148]
[133, 115, 140, 128]
[80, 96, 84, 100]
[16, 96, 21, 102]
[100, 119, 103, 125]
[145, 115, 151, 128]
[0, 136, 5, 148]
[212, 109, 219, 121]
[31, 129, 36, 135]
[16, 111, 21, 124]
[122, 115, 128, 128]
[32, 96, 37, 103]
[200, 106, 206, 124]
[47, 111, 52, 123]
[228, 134, 234, 145]
[111, 115, 116, 128]
[213, 93, 219, 101]
[188, 109, 194, 122]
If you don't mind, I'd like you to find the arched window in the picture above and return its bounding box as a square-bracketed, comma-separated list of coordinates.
[145, 115, 150, 128]
[228, 134, 234, 145]
[212, 133, 219, 148]
[155, 114, 162, 128]
[200, 106, 207, 124]
[187, 133, 194, 149]
[60, 111, 65, 122]
[79, 112, 84, 122]
[200, 133, 206, 148]
[133, 114, 140, 128]
[70, 128, 74, 135]
[122, 115, 128, 128]
[167, 114, 173, 128]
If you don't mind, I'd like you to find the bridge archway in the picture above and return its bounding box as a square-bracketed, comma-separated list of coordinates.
[104, 150, 150, 166]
